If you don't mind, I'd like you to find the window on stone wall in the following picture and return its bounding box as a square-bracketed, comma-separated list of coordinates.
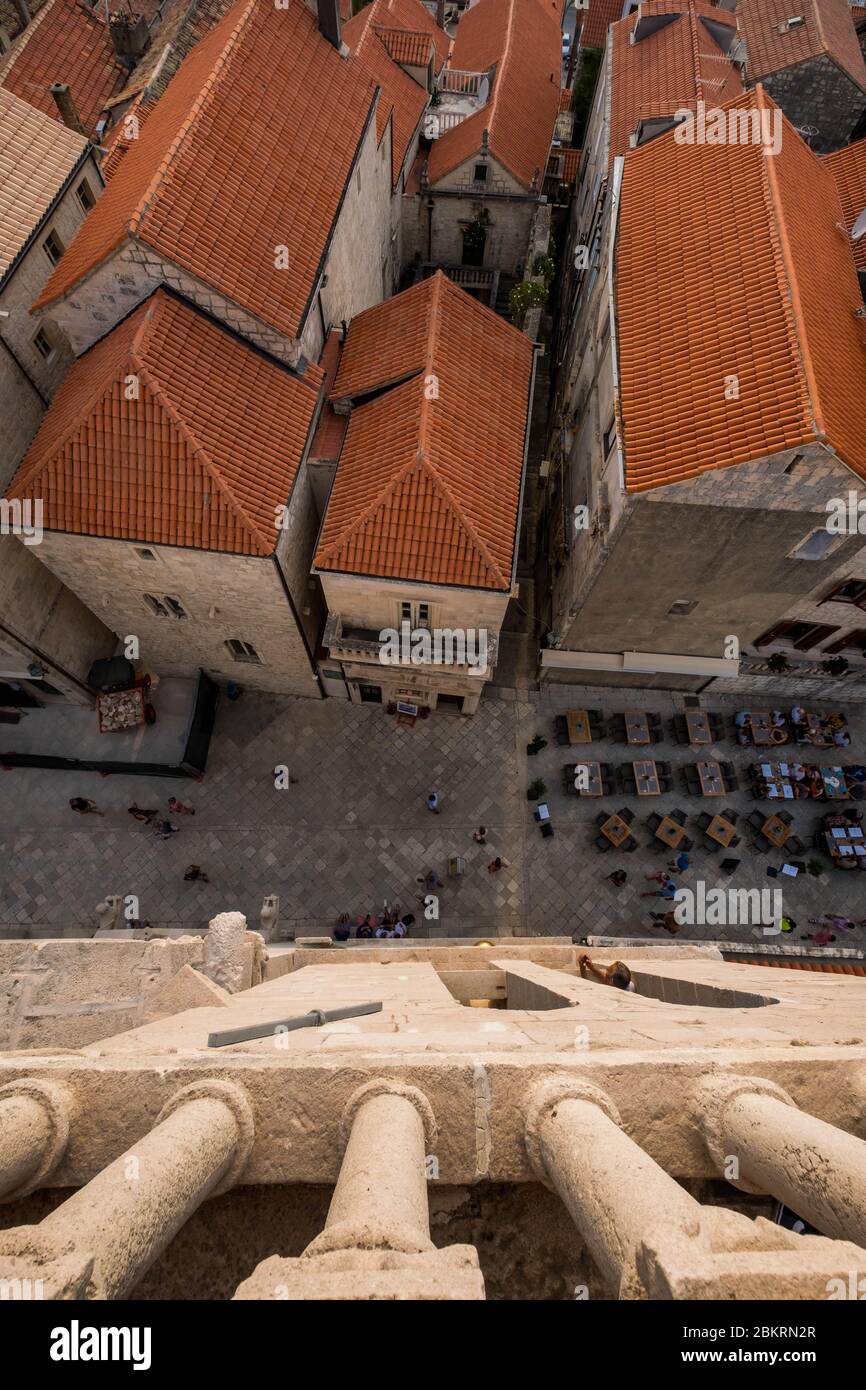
[32, 327, 54, 362]
[76, 179, 96, 213]
[602, 415, 616, 458]
[143, 594, 188, 619]
[821, 579, 866, 609]
[668, 600, 697, 617]
[473, 163, 488, 183]
[788, 528, 843, 562]
[754, 620, 841, 650]
[226, 639, 262, 664]
[43, 229, 65, 266]
[823, 629, 866, 655]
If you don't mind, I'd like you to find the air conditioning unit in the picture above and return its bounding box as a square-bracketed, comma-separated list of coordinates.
[539, 459, 551, 480]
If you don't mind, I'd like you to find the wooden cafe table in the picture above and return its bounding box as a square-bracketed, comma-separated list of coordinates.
[654, 815, 686, 850]
[750, 712, 787, 746]
[705, 814, 737, 848]
[574, 760, 603, 796]
[600, 812, 631, 848]
[633, 760, 660, 796]
[697, 760, 725, 796]
[566, 709, 591, 744]
[685, 710, 712, 745]
[762, 813, 793, 849]
[624, 711, 650, 745]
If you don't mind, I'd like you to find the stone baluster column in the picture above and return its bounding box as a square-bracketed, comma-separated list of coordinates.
[698, 1074, 866, 1247]
[525, 1078, 702, 1298]
[0, 1080, 254, 1300]
[304, 1080, 437, 1257]
[0, 1080, 70, 1202]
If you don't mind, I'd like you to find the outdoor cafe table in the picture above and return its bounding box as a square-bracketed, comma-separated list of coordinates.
[573, 760, 603, 796]
[633, 760, 660, 795]
[566, 709, 592, 744]
[762, 813, 793, 849]
[685, 710, 712, 745]
[654, 815, 686, 849]
[600, 812, 631, 847]
[705, 814, 737, 848]
[824, 825, 866, 862]
[822, 767, 848, 799]
[756, 761, 796, 800]
[806, 712, 833, 748]
[696, 760, 725, 796]
[750, 712, 787, 746]
[624, 711, 651, 745]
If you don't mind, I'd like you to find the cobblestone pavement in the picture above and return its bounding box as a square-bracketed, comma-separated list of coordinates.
[2, 685, 866, 945]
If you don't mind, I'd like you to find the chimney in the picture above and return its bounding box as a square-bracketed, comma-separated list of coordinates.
[436, 0, 445, 25]
[108, 11, 150, 65]
[316, 0, 342, 49]
[50, 84, 86, 135]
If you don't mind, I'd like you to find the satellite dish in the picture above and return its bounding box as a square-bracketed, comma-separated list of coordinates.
[477, 76, 490, 105]
[852, 206, 866, 241]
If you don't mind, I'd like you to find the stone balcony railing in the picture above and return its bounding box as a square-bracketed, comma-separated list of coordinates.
[324, 613, 498, 675]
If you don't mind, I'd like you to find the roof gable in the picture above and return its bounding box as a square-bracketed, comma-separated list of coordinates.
[738, 0, 866, 90]
[9, 291, 321, 556]
[316, 272, 534, 589]
[33, 0, 378, 341]
[0, 0, 126, 136]
[0, 85, 89, 284]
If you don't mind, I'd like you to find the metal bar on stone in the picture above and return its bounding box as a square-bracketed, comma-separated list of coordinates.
[207, 1001, 383, 1048]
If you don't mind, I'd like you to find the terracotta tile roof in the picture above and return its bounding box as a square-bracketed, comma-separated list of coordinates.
[824, 135, 866, 272]
[316, 272, 534, 589]
[738, 0, 866, 90]
[609, 0, 741, 164]
[578, 0, 628, 50]
[369, 0, 450, 70]
[427, 0, 561, 190]
[615, 88, 866, 492]
[555, 144, 581, 183]
[853, 5, 866, 26]
[344, 2, 429, 185]
[33, 0, 378, 340]
[745, 958, 866, 975]
[0, 0, 126, 137]
[0, 84, 90, 285]
[559, 86, 573, 112]
[310, 328, 350, 461]
[375, 25, 432, 67]
[8, 290, 321, 556]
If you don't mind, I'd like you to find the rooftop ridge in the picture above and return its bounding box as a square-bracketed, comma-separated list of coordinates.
[129, 0, 258, 238]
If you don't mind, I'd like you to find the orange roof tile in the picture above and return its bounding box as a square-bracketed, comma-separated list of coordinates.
[316, 272, 533, 589]
[558, 144, 581, 183]
[824, 136, 866, 272]
[615, 88, 866, 492]
[738, 0, 866, 90]
[33, 0, 378, 340]
[0, 0, 126, 136]
[344, 2, 429, 185]
[8, 290, 321, 556]
[0, 85, 90, 284]
[578, 0, 629, 50]
[375, 26, 433, 67]
[427, 0, 561, 190]
[348, 0, 450, 71]
[609, 1, 741, 165]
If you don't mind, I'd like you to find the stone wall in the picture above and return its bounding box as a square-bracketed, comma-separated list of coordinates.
[31, 532, 321, 697]
[758, 54, 866, 154]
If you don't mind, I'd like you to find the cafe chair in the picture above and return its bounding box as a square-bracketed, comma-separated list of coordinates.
[670, 809, 687, 825]
[748, 811, 766, 830]
[618, 807, 634, 823]
[587, 710, 605, 723]
[595, 811, 609, 826]
[554, 715, 568, 735]
[656, 761, 673, 776]
[776, 809, 793, 824]
[697, 811, 712, 832]
[785, 835, 804, 854]
[680, 835, 694, 851]
[555, 728, 570, 746]
[620, 772, 637, 794]
[719, 808, 738, 823]
[657, 777, 673, 793]
[593, 836, 611, 853]
[591, 721, 609, 739]
[728, 834, 741, 848]
[624, 837, 639, 852]
[646, 812, 662, 831]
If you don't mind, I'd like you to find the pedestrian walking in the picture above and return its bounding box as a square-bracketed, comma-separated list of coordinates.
[487, 856, 510, 873]
[69, 797, 104, 816]
[667, 851, 690, 874]
[183, 865, 209, 882]
[168, 797, 195, 816]
[473, 826, 487, 844]
[128, 804, 158, 824]
[641, 876, 677, 899]
[154, 820, 180, 840]
[417, 869, 444, 890]
[607, 870, 627, 887]
[426, 791, 441, 814]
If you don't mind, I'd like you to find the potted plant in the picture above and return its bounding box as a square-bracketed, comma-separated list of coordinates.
[526, 734, 547, 756]
[527, 778, 547, 801]
[822, 656, 849, 677]
[767, 652, 789, 673]
[508, 278, 548, 328]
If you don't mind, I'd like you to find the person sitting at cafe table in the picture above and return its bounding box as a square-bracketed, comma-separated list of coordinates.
[734, 711, 753, 745]
[770, 709, 785, 728]
[790, 704, 807, 727]
[832, 727, 851, 747]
